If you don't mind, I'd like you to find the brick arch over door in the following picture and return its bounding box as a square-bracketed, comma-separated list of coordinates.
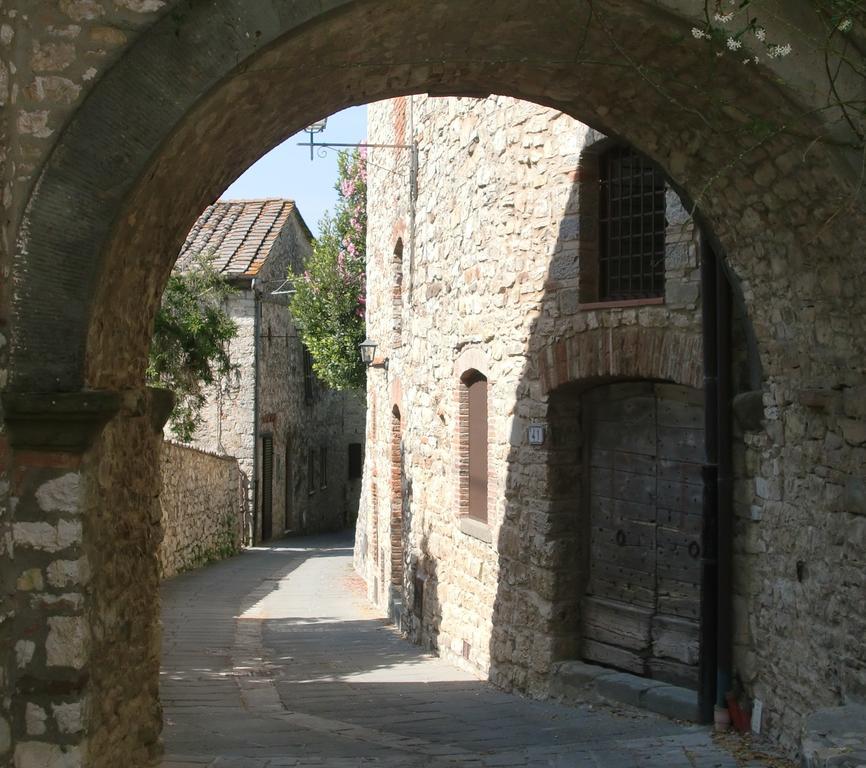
[537, 328, 703, 396]
[6, 0, 864, 396]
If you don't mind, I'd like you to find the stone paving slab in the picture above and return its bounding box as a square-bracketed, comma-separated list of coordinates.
[160, 533, 753, 767]
[801, 704, 866, 768]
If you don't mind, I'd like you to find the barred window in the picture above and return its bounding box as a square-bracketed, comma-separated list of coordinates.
[599, 147, 666, 300]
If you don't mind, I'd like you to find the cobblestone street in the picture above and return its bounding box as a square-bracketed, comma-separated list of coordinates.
[160, 533, 749, 768]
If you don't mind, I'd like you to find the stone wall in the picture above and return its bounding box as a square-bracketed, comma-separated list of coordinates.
[360, 93, 705, 668]
[158, 441, 244, 579]
[359, 94, 866, 752]
[2, 389, 167, 767]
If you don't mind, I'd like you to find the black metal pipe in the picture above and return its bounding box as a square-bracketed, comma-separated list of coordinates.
[716, 254, 734, 707]
[699, 240, 719, 723]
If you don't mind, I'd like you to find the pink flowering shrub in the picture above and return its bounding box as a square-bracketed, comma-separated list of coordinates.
[291, 149, 367, 390]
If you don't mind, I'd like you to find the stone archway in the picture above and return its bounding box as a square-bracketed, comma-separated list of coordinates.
[2, 1, 865, 764]
[6, 1, 863, 395]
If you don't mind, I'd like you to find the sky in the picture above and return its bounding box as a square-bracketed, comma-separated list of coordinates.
[221, 105, 369, 237]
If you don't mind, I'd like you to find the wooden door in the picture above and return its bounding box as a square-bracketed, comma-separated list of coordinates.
[581, 382, 703, 689]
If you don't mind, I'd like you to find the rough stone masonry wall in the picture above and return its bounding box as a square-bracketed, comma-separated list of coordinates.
[361, 93, 866, 752]
[360, 95, 706, 682]
[187, 290, 255, 515]
[158, 441, 244, 579]
[3, 390, 166, 767]
[0, 4, 167, 757]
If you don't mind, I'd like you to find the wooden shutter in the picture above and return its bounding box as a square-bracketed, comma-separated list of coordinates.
[468, 376, 488, 523]
[261, 435, 273, 541]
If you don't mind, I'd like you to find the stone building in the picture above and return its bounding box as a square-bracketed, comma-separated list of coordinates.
[2, 3, 865, 765]
[357, 94, 865, 749]
[176, 199, 365, 542]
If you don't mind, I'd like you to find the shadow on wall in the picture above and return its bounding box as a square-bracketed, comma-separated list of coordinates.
[479, 154, 760, 703]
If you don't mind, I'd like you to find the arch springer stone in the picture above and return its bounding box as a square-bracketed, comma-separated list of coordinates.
[1, 387, 174, 452]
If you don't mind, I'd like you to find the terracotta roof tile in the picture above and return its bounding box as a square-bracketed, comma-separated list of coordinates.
[176, 198, 299, 278]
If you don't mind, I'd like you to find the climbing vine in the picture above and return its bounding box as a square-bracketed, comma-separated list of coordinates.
[688, 1, 865, 144]
[290, 148, 367, 391]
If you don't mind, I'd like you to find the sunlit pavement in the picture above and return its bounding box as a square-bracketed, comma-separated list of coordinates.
[160, 532, 742, 767]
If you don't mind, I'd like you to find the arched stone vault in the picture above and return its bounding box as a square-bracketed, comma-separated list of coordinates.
[3, 1, 866, 764]
[8, 0, 865, 395]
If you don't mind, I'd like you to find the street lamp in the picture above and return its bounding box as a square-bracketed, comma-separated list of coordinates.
[359, 338, 378, 367]
[303, 117, 329, 160]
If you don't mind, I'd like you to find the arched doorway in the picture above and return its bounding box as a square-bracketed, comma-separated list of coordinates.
[581, 381, 704, 689]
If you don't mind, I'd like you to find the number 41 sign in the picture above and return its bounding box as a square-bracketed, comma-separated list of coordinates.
[528, 424, 546, 446]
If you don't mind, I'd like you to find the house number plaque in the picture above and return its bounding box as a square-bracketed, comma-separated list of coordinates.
[528, 424, 546, 446]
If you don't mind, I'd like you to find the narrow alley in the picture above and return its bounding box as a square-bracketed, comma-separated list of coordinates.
[161, 534, 745, 767]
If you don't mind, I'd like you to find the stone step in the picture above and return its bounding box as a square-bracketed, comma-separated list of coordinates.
[551, 660, 701, 722]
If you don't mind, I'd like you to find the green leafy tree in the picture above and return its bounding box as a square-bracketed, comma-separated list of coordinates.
[291, 148, 367, 390]
[148, 250, 238, 441]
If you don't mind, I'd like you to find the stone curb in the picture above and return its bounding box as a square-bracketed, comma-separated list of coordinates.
[551, 661, 701, 722]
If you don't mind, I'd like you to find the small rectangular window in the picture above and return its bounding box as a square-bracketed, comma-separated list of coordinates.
[348, 443, 363, 479]
[319, 446, 328, 490]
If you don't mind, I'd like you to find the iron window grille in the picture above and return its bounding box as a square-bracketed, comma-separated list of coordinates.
[599, 146, 667, 300]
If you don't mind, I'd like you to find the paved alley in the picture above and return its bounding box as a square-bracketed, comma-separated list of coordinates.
[160, 534, 742, 768]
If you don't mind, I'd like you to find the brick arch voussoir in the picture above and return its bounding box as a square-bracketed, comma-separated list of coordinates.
[538, 327, 703, 395]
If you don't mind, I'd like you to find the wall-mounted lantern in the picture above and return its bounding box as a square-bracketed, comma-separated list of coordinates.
[303, 118, 329, 160]
[359, 338, 387, 369]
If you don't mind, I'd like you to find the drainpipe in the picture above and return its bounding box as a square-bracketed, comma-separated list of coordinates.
[716, 254, 734, 710]
[251, 277, 261, 547]
[699, 239, 734, 722]
[699, 240, 719, 724]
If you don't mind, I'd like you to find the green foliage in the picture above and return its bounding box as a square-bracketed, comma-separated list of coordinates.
[290, 149, 367, 390]
[148, 251, 238, 441]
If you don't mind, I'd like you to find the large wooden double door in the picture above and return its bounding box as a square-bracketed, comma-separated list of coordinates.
[581, 382, 704, 689]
